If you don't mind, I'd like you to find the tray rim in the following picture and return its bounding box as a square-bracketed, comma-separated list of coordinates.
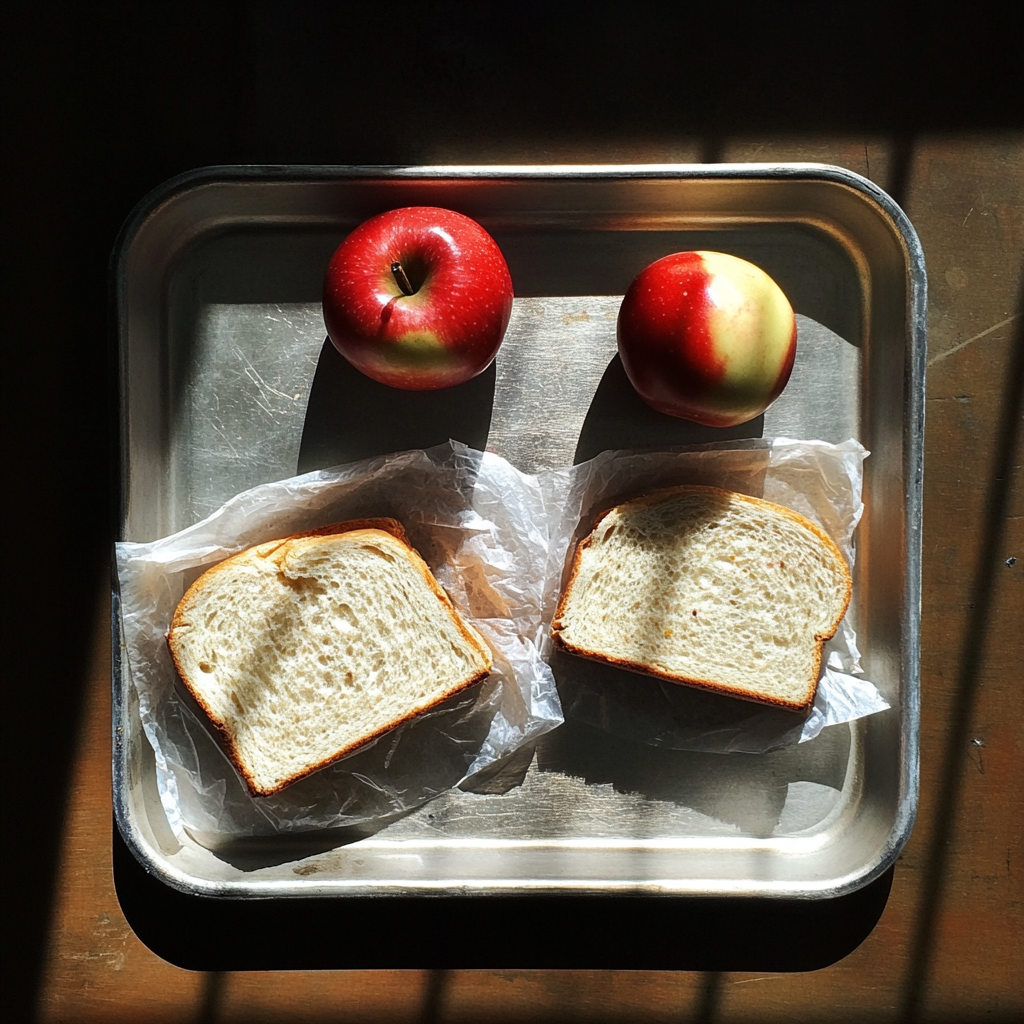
[111, 162, 924, 901]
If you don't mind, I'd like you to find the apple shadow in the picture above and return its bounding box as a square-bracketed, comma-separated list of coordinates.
[534, 355, 787, 829]
[297, 339, 496, 474]
[573, 354, 764, 465]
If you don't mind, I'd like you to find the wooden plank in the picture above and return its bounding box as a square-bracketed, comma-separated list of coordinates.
[36, 582, 430, 1022]
[37, 135, 1023, 1022]
[37, 580, 205, 1022]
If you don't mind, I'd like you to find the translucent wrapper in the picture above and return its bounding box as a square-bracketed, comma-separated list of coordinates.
[116, 436, 889, 844]
[542, 437, 889, 753]
[115, 442, 563, 842]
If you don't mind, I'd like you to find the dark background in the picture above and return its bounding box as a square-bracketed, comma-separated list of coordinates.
[3, 2, 1023, 1019]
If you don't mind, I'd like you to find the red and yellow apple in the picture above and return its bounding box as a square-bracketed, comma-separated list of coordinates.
[323, 206, 514, 390]
[617, 251, 796, 426]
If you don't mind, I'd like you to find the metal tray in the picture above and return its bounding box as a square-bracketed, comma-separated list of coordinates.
[113, 164, 923, 899]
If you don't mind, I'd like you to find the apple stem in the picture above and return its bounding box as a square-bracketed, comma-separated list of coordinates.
[391, 261, 415, 296]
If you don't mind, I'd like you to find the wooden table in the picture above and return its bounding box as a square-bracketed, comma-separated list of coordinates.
[31, 135, 1022, 1021]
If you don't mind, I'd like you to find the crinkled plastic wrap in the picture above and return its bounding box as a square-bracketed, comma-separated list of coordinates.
[115, 442, 563, 842]
[117, 436, 889, 844]
[541, 437, 889, 753]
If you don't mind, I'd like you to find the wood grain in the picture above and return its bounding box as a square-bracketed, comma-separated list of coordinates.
[36, 135, 1023, 1023]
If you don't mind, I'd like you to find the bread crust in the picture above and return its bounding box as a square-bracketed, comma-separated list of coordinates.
[167, 518, 492, 796]
[551, 486, 852, 713]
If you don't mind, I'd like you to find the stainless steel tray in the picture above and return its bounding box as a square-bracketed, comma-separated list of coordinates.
[113, 164, 923, 899]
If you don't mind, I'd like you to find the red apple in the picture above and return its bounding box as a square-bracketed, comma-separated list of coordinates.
[322, 206, 514, 390]
[617, 251, 797, 426]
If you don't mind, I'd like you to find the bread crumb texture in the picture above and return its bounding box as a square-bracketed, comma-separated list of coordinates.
[553, 487, 851, 710]
[168, 525, 491, 795]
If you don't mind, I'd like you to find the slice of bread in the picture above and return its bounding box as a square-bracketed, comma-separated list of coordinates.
[168, 519, 492, 796]
[551, 487, 851, 712]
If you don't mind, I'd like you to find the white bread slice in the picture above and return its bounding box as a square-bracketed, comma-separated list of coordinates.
[168, 519, 492, 796]
[551, 487, 851, 712]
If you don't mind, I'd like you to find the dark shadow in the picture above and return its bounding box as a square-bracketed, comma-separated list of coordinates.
[419, 969, 450, 1024]
[458, 741, 537, 795]
[695, 971, 723, 1024]
[197, 972, 226, 1024]
[574, 355, 764, 465]
[190, 681, 496, 871]
[700, 136, 725, 165]
[886, 132, 917, 212]
[549, 648, 812, 754]
[899, 275, 1024, 1021]
[14, 2, 1023, 1011]
[112, 825, 894, 972]
[501, 226, 863, 346]
[535, 716, 849, 838]
[297, 339, 495, 473]
[206, 819, 408, 873]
